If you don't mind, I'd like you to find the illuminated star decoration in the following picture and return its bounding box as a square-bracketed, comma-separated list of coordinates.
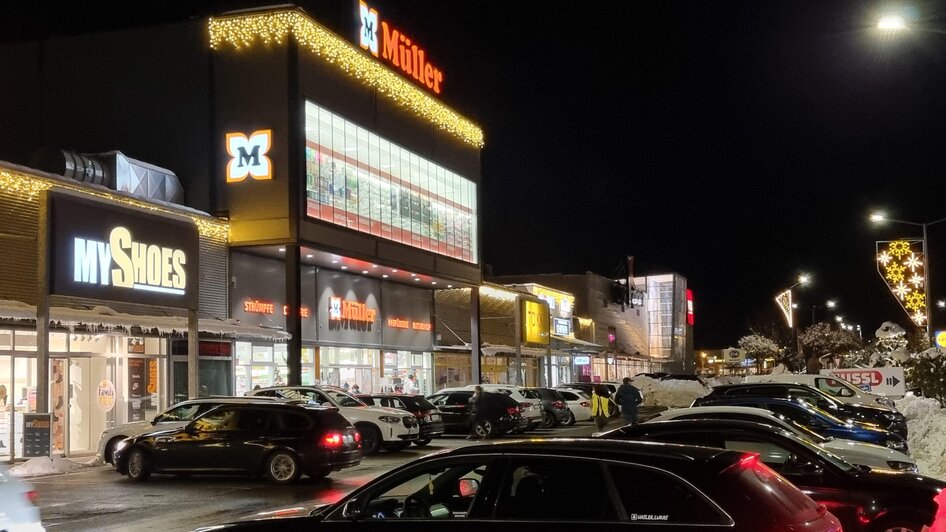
[774, 289, 793, 328]
[876, 240, 926, 326]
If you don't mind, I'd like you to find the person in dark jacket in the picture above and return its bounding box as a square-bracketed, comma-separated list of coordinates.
[614, 377, 643, 425]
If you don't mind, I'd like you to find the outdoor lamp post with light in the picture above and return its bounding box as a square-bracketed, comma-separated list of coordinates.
[775, 274, 810, 359]
[870, 211, 946, 342]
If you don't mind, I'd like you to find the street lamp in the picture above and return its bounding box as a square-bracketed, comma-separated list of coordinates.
[810, 299, 837, 324]
[870, 211, 946, 342]
[878, 15, 908, 31]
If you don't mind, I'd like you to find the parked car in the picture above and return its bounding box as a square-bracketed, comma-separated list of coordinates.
[357, 394, 445, 446]
[598, 418, 944, 532]
[554, 387, 592, 425]
[521, 387, 570, 428]
[688, 395, 909, 451]
[246, 386, 419, 454]
[426, 389, 526, 437]
[0, 463, 44, 531]
[559, 381, 623, 417]
[745, 373, 899, 408]
[649, 405, 917, 472]
[113, 402, 361, 484]
[97, 396, 294, 464]
[441, 385, 542, 431]
[694, 382, 908, 437]
[199, 438, 842, 531]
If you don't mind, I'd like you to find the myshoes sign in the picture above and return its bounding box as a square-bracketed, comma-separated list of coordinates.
[49, 193, 199, 309]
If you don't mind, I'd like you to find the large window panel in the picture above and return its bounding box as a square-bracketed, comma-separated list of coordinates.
[304, 101, 478, 263]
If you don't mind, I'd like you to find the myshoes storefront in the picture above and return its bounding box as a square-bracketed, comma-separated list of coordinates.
[0, 163, 256, 459]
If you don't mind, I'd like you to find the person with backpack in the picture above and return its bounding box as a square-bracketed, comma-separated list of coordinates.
[614, 377, 643, 426]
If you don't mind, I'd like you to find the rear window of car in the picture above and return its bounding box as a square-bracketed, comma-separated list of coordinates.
[521, 389, 541, 399]
[718, 455, 825, 525]
[312, 410, 353, 429]
[404, 396, 436, 411]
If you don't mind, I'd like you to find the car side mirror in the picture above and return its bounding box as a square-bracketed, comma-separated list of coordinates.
[458, 478, 479, 497]
[341, 498, 363, 520]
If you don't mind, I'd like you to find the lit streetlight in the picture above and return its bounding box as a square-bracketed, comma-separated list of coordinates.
[878, 15, 908, 31]
[870, 211, 946, 341]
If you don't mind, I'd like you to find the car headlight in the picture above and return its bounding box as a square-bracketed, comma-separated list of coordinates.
[378, 416, 401, 424]
[886, 461, 918, 473]
[886, 439, 907, 451]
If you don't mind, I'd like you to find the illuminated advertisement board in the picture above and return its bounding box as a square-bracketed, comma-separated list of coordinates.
[304, 101, 478, 263]
[522, 300, 550, 345]
[49, 193, 199, 309]
[686, 289, 695, 326]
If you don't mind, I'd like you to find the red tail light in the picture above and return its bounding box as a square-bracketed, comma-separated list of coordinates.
[322, 433, 344, 448]
[507, 407, 520, 415]
[737, 453, 761, 468]
[26, 490, 38, 505]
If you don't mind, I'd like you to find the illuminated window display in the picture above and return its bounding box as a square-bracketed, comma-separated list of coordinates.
[305, 101, 478, 263]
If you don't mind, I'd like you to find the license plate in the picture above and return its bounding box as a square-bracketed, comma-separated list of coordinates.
[430, 414, 440, 421]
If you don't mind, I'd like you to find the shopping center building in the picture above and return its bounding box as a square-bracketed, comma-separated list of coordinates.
[0, 2, 483, 446]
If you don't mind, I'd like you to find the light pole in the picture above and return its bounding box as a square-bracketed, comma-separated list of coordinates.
[871, 212, 946, 342]
[810, 299, 837, 324]
[776, 274, 810, 358]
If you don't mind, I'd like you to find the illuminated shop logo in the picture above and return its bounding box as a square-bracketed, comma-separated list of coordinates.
[243, 299, 311, 318]
[357, 1, 444, 94]
[73, 227, 187, 295]
[226, 130, 273, 183]
[329, 297, 376, 323]
[387, 317, 432, 331]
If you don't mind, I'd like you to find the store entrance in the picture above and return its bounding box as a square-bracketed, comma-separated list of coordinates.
[50, 355, 117, 455]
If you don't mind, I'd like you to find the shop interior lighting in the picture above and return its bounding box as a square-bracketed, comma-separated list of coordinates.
[1, 166, 229, 241]
[208, 8, 484, 148]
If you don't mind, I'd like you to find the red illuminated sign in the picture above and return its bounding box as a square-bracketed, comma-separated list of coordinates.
[330, 297, 377, 323]
[686, 289, 695, 326]
[359, 1, 444, 94]
[387, 317, 431, 331]
[243, 299, 310, 318]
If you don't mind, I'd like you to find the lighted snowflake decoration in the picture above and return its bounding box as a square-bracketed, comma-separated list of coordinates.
[877, 251, 893, 266]
[892, 282, 912, 300]
[888, 240, 913, 258]
[912, 310, 927, 326]
[909, 273, 925, 288]
[906, 291, 926, 311]
[905, 253, 923, 271]
[885, 263, 906, 283]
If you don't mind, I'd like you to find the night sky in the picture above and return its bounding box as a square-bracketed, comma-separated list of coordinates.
[5, 1, 946, 349]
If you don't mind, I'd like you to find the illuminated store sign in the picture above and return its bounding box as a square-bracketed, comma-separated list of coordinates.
[359, 1, 444, 94]
[226, 130, 273, 182]
[522, 300, 550, 345]
[329, 297, 377, 323]
[51, 194, 199, 309]
[387, 317, 431, 331]
[686, 289, 695, 326]
[574, 356, 591, 365]
[243, 299, 311, 318]
[553, 317, 571, 336]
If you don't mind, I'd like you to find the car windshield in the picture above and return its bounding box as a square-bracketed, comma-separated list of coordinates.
[326, 389, 367, 407]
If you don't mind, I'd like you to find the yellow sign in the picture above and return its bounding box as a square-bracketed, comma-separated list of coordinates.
[522, 300, 550, 345]
[936, 331, 946, 349]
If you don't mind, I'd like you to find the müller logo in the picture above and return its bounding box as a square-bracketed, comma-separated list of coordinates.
[73, 226, 187, 295]
[358, 1, 444, 94]
[226, 129, 273, 182]
[329, 296, 376, 323]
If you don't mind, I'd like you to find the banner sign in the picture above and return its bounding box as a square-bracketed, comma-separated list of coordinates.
[23, 413, 51, 458]
[820, 367, 906, 397]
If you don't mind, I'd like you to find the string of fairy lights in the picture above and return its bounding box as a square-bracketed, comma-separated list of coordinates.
[877, 240, 927, 326]
[208, 9, 485, 148]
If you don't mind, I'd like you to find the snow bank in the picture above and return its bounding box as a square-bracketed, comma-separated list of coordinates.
[632, 377, 709, 408]
[896, 394, 946, 481]
[8, 455, 85, 478]
[704, 376, 744, 387]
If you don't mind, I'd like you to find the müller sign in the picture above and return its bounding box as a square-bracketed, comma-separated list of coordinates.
[359, 1, 444, 94]
[50, 193, 199, 309]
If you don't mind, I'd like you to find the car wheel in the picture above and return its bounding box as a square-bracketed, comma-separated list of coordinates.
[563, 410, 576, 426]
[473, 419, 494, 438]
[542, 411, 557, 428]
[265, 451, 300, 484]
[356, 423, 382, 455]
[126, 448, 151, 482]
[871, 517, 926, 532]
[413, 438, 432, 447]
[105, 436, 126, 465]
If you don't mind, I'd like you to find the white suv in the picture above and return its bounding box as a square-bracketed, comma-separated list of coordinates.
[444, 384, 543, 431]
[246, 385, 419, 454]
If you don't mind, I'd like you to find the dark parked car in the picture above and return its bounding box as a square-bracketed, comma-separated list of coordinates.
[358, 394, 446, 446]
[599, 418, 944, 532]
[113, 401, 361, 484]
[426, 390, 526, 437]
[686, 396, 909, 452]
[521, 387, 570, 428]
[199, 438, 842, 531]
[694, 382, 908, 437]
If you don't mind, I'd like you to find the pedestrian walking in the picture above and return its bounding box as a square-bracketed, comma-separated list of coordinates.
[403, 374, 418, 394]
[468, 385, 485, 439]
[614, 377, 643, 426]
[591, 384, 612, 431]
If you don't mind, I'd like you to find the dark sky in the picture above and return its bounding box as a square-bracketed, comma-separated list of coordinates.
[5, 1, 946, 348]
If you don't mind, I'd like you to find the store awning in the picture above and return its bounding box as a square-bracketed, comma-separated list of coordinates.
[550, 334, 604, 350]
[0, 300, 291, 341]
[433, 343, 569, 357]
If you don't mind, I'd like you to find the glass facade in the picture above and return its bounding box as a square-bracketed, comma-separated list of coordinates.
[304, 100, 478, 263]
[644, 274, 688, 367]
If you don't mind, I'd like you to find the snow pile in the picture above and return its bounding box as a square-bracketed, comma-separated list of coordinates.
[8, 455, 85, 478]
[632, 377, 709, 408]
[704, 375, 743, 387]
[896, 394, 946, 481]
